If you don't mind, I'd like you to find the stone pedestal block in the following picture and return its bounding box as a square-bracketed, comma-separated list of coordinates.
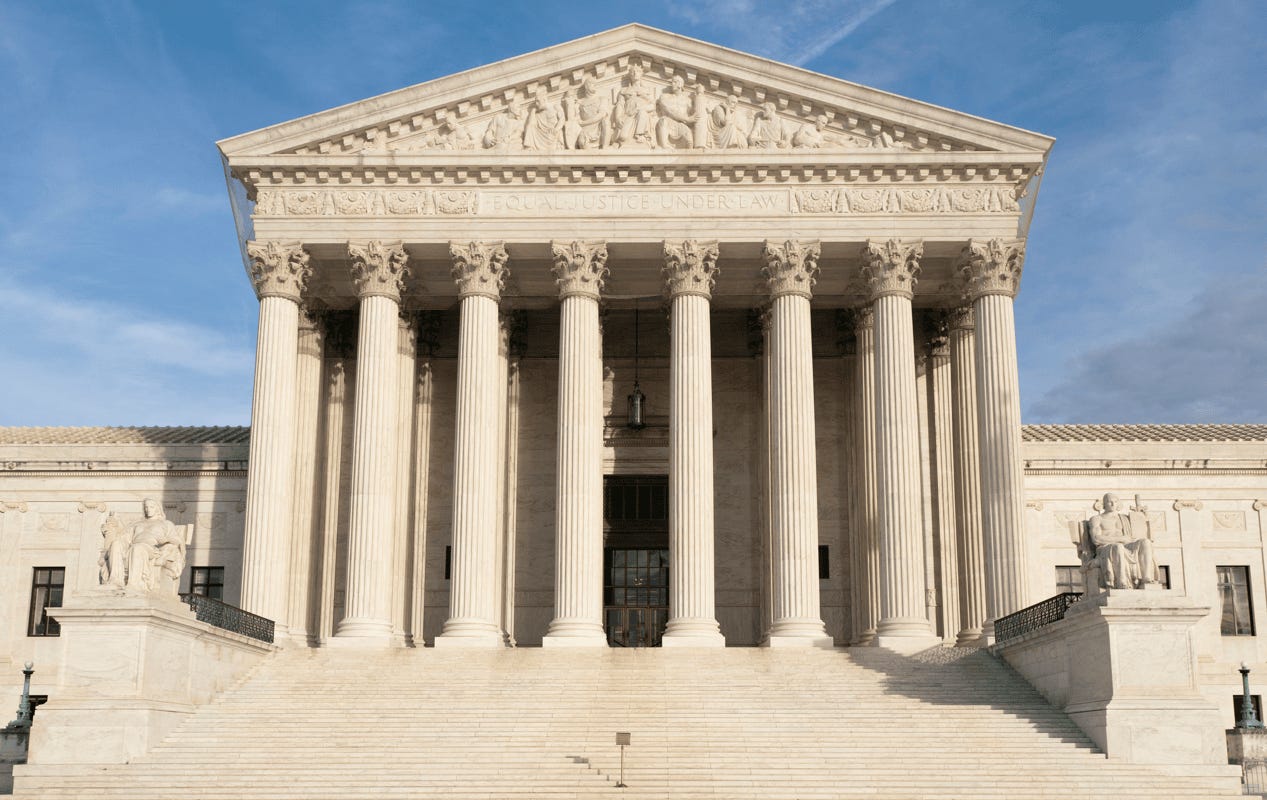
[998, 590, 1229, 767]
[22, 592, 273, 766]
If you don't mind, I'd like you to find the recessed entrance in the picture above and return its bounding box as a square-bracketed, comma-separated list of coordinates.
[603, 475, 669, 647]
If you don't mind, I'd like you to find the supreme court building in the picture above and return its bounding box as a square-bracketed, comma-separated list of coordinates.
[3, 25, 1267, 795]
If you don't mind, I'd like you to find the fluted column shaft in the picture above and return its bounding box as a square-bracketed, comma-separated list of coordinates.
[241, 241, 311, 634]
[851, 308, 880, 645]
[961, 239, 1031, 636]
[545, 241, 608, 646]
[392, 314, 418, 645]
[662, 240, 724, 645]
[929, 330, 961, 641]
[438, 241, 509, 647]
[762, 240, 831, 647]
[286, 308, 324, 644]
[335, 241, 410, 645]
[948, 308, 987, 644]
[862, 239, 937, 647]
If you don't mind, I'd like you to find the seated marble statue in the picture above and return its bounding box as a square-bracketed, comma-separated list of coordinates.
[98, 498, 188, 594]
[1084, 492, 1160, 590]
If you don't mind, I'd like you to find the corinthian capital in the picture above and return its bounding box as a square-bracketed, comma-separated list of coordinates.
[663, 240, 720, 299]
[348, 240, 410, 301]
[762, 239, 820, 299]
[551, 240, 608, 300]
[958, 238, 1025, 301]
[245, 240, 311, 302]
[861, 239, 922, 301]
[450, 241, 509, 300]
[945, 305, 975, 332]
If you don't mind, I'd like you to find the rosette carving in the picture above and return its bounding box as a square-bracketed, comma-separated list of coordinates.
[762, 239, 821, 299]
[449, 241, 509, 300]
[663, 240, 720, 299]
[348, 240, 410, 301]
[860, 239, 923, 301]
[958, 238, 1026, 301]
[245, 240, 311, 302]
[551, 240, 609, 300]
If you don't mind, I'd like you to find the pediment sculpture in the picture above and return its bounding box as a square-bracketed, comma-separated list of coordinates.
[1074, 493, 1161, 592]
[385, 64, 914, 155]
[99, 498, 192, 596]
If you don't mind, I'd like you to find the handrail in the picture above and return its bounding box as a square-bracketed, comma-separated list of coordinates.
[994, 592, 1083, 644]
[179, 593, 275, 644]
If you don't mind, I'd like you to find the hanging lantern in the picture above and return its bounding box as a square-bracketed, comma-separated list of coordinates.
[627, 304, 646, 430]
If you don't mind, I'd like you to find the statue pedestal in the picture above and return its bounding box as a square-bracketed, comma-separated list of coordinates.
[998, 590, 1230, 767]
[22, 591, 274, 766]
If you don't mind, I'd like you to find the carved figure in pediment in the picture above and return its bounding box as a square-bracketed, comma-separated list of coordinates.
[656, 76, 702, 149]
[424, 118, 474, 151]
[792, 114, 833, 149]
[523, 90, 566, 150]
[1080, 493, 1161, 591]
[482, 103, 523, 150]
[707, 95, 748, 149]
[749, 102, 789, 148]
[98, 498, 189, 595]
[565, 76, 611, 150]
[611, 64, 654, 147]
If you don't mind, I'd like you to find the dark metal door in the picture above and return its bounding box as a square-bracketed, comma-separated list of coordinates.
[604, 547, 669, 647]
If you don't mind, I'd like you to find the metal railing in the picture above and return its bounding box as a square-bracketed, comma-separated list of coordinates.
[1242, 759, 1267, 795]
[180, 593, 275, 644]
[994, 592, 1083, 644]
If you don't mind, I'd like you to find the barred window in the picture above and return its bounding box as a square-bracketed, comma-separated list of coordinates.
[28, 567, 65, 637]
[1218, 566, 1255, 636]
[1055, 565, 1084, 594]
[190, 566, 225, 600]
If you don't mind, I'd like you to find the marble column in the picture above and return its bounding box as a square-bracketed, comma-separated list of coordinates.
[334, 240, 410, 646]
[287, 306, 325, 645]
[317, 355, 348, 644]
[392, 312, 418, 646]
[947, 306, 987, 645]
[662, 240, 726, 646]
[241, 241, 311, 635]
[436, 241, 510, 648]
[544, 241, 608, 646]
[408, 351, 435, 646]
[762, 240, 832, 647]
[849, 307, 880, 645]
[960, 239, 1031, 637]
[862, 238, 938, 649]
[928, 321, 961, 642]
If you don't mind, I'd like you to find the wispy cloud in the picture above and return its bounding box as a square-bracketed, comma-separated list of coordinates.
[666, 0, 897, 67]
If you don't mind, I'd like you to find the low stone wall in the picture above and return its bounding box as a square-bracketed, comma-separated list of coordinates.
[22, 591, 275, 767]
[996, 589, 1230, 767]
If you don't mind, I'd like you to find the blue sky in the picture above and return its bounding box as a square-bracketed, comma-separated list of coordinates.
[0, 0, 1263, 425]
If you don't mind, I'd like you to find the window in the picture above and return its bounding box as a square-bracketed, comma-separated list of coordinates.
[28, 567, 65, 637]
[1218, 566, 1255, 636]
[818, 546, 830, 580]
[1233, 695, 1264, 728]
[1158, 565, 1171, 590]
[1055, 566, 1084, 594]
[445, 545, 452, 580]
[189, 567, 225, 600]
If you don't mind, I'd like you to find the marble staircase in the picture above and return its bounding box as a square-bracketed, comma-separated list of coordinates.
[13, 646, 1243, 799]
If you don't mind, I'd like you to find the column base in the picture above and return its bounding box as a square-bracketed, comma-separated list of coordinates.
[330, 617, 394, 647]
[542, 621, 607, 648]
[853, 628, 878, 647]
[955, 627, 985, 648]
[875, 617, 940, 653]
[763, 634, 836, 649]
[435, 618, 506, 649]
[662, 618, 726, 647]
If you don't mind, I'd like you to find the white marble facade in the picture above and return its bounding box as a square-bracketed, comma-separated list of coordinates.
[1, 25, 1265, 733]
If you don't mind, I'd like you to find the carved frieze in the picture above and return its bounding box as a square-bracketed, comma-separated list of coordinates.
[450, 241, 509, 300]
[861, 239, 923, 301]
[245, 241, 311, 302]
[762, 240, 820, 300]
[663, 240, 720, 299]
[290, 62, 965, 157]
[958, 238, 1026, 301]
[551, 240, 609, 300]
[348, 241, 410, 301]
[791, 185, 1019, 215]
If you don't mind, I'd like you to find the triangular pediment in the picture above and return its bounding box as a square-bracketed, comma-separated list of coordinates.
[218, 25, 1052, 163]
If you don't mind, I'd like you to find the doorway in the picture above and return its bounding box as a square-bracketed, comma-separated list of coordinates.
[603, 475, 669, 647]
